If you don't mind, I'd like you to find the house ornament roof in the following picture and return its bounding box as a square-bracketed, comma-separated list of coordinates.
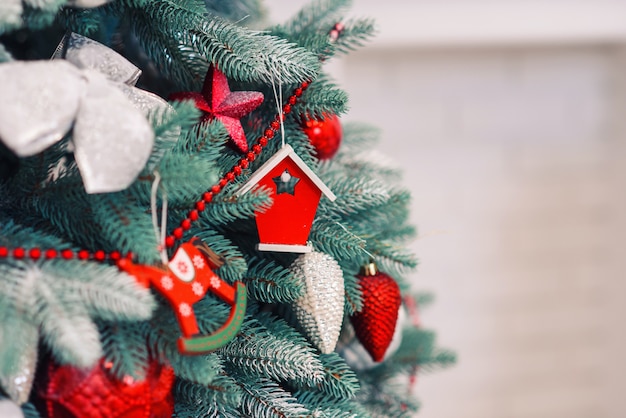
[236, 144, 336, 201]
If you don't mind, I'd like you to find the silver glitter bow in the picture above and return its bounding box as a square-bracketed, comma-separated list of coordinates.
[0, 32, 177, 193]
[0, 60, 154, 193]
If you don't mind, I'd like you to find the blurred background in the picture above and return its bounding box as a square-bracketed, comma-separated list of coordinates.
[272, 1, 626, 417]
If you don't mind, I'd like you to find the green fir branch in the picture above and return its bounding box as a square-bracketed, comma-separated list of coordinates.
[88, 193, 160, 264]
[331, 18, 377, 56]
[151, 154, 220, 207]
[0, 1, 23, 35]
[0, 44, 14, 62]
[357, 379, 420, 418]
[118, 1, 320, 88]
[309, 220, 368, 261]
[339, 122, 381, 150]
[99, 321, 150, 380]
[145, 100, 201, 171]
[56, 6, 103, 35]
[220, 313, 325, 384]
[303, 353, 360, 400]
[21, 403, 41, 418]
[276, 0, 351, 37]
[174, 375, 243, 415]
[35, 276, 103, 367]
[339, 262, 363, 315]
[295, 390, 370, 418]
[193, 229, 248, 283]
[318, 177, 390, 218]
[198, 188, 271, 226]
[238, 377, 309, 418]
[295, 74, 349, 119]
[243, 257, 304, 303]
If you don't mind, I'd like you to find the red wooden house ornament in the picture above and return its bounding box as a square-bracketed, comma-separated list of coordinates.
[237, 144, 336, 253]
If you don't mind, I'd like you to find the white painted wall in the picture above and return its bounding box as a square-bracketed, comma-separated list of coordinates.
[269, 2, 626, 417]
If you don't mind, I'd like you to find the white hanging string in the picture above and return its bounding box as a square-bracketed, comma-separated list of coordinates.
[334, 221, 375, 259]
[150, 171, 169, 265]
[270, 68, 286, 148]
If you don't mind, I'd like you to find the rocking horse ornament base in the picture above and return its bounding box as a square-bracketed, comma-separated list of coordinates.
[177, 281, 247, 353]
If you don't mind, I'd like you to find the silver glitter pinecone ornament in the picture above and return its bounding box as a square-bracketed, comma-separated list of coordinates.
[290, 251, 344, 354]
[0, 324, 37, 405]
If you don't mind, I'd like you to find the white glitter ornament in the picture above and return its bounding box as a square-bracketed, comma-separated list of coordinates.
[52, 32, 141, 85]
[0, 324, 37, 405]
[0, 60, 85, 157]
[73, 70, 153, 194]
[0, 59, 154, 193]
[0, 399, 23, 418]
[65, 0, 114, 7]
[290, 251, 344, 354]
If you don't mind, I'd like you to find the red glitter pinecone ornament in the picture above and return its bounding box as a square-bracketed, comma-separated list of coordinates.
[40, 357, 174, 418]
[350, 262, 402, 362]
[301, 113, 342, 160]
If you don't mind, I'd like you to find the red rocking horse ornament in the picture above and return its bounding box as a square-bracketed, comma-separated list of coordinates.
[117, 238, 247, 354]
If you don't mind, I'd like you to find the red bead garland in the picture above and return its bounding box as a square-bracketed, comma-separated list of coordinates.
[0, 79, 313, 262]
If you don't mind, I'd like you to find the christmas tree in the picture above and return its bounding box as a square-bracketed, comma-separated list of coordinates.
[0, 1, 454, 417]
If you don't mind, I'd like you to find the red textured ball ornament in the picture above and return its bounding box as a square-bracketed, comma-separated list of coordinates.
[350, 262, 402, 362]
[41, 358, 174, 418]
[301, 113, 342, 160]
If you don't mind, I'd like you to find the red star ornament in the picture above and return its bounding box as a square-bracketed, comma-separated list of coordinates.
[170, 65, 264, 153]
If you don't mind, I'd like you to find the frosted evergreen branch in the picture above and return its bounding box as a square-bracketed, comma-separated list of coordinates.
[309, 220, 368, 261]
[146, 154, 219, 206]
[25, 0, 67, 12]
[192, 229, 248, 283]
[198, 189, 272, 226]
[28, 174, 103, 250]
[121, 1, 320, 86]
[339, 122, 381, 149]
[295, 390, 370, 418]
[21, 403, 41, 418]
[55, 6, 102, 35]
[171, 353, 226, 387]
[295, 74, 349, 119]
[356, 379, 420, 418]
[0, 44, 13, 62]
[0, 1, 22, 35]
[204, 0, 264, 23]
[298, 353, 360, 400]
[277, 0, 351, 36]
[88, 193, 160, 264]
[339, 262, 363, 315]
[46, 261, 155, 321]
[331, 18, 377, 55]
[243, 258, 304, 303]
[144, 100, 200, 171]
[174, 376, 243, 414]
[318, 177, 390, 217]
[100, 321, 150, 380]
[36, 275, 102, 367]
[220, 314, 325, 384]
[238, 377, 309, 418]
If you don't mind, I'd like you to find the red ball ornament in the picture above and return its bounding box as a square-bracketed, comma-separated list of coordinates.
[301, 113, 342, 160]
[40, 358, 174, 418]
[350, 262, 402, 362]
